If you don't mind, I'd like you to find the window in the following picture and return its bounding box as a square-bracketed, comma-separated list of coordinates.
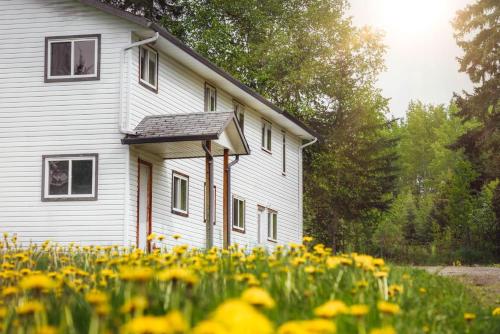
[267, 210, 278, 241]
[139, 46, 158, 91]
[42, 154, 98, 201]
[172, 172, 188, 216]
[205, 83, 217, 112]
[282, 131, 286, 174]
[45, 35, 100, 82]
[261, 120, 272, 152]
[233, 101, 245, 132]
[232, 196, 245, 231]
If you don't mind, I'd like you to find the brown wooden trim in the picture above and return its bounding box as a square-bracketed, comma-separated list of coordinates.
[137, 159, 153, 251]
[223, 149, 229, 249]
[204, 82, 217, 112]
[171, 170, 189, 217]
[44, 34, 101, 83]
[41, 153, 98, 202]
[138, 44, 159, 94]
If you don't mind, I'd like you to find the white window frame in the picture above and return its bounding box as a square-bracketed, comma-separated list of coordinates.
[267, 210, 278, 242]
[233, 101, 245, 132]
[232, 196, 246, 232]
[42, 154, 97, 201]
[46, 36, 99, 80]
[172, 172, 189, 216]
[261, 119, 272, 152]
[139, 46, 159, 90]
[282, 131, 286, 175]
[205, 83, 217, 112]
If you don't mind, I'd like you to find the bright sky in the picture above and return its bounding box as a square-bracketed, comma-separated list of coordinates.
[348, 0, 474, 118]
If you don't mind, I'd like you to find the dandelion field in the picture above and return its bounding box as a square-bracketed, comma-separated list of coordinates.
[0, 234, 499, 334]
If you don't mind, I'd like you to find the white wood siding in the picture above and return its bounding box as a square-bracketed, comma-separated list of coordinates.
[0, 0, 137, 244]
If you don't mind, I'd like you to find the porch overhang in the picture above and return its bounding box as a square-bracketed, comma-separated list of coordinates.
[121, 112, 250, 159]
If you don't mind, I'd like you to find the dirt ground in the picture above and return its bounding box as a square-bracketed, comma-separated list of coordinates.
[419, 266, 500, 306]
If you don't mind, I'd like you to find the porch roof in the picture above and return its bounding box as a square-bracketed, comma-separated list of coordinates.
[121, 112, 250, 159]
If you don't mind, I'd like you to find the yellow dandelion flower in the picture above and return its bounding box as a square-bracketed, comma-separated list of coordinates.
[85, 290, 108, 305]
[121, 296, 149, 314]
[349, 304, 369, 317]
[241, 287, 275, 309]
[419, 288, 426, 294]
[314, 300, 348, 318]
[36, 326, 57, 334]
[464, 313, 476, 321]
[192, 320, 228, 334]
[19, 274, 56, 292]
[493, 307, 500, 316]
[374, 271, 388, 279]
[0, 307, 7, 319]
[172, 234, 182, 240]
[119, 266, 153, 282]
[2, 286, 19, 297]
[165, 310, 188, 333]
[157, 267, 198, 286]
[16, 301, 44, 316]
[278, 319, 336, 334]
[122, 316, 170, 334]
[377, 301, 401, 315]
[211, 299, 273, 334]
[369, 326, 396, 334]
[303, 236, 314, 243]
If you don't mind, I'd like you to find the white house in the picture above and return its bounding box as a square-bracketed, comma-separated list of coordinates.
[0, 0, 316, 250]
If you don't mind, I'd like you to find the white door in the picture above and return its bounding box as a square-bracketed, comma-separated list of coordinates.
[137, 161, 152, 250]
[257, 207, 267, 245]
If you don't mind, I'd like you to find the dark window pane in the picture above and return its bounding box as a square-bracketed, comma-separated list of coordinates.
[180, 179, 187, 211]
[267, 213, 271, 238]
[71, 160, 93, 194]
[267, 127, 272, 150]
[173, 177, 179, 208]
[140, 48, 147, 81]
[50, 42, 71, 76]
[233, 198, 238, 226]
[261, 125, 266, 147]
[273, 214, 277, 239]
[239, 201, 244, 228]
[74, 40, 96, 75]
[48, 160, 69, 195]
[148, 53, 156, 86]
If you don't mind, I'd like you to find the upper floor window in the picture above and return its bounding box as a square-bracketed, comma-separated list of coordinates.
[282, 131, 286, 174]
[139, 46, 158, 92]
[261, 119, 272, 152]
[45, 35, 100, 82]
[233, 101, 245, 132]
[205, 83, 217, 112]
[42, 154, 98, 201]
[172, 171, 189, 216]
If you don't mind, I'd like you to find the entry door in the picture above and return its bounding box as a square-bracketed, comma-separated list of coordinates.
[257, 206, 267, 245]
[137, 160, 152, 250]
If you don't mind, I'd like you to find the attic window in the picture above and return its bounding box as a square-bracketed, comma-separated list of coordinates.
[45, 35, 100, 82]
[139, 46, 158, 92]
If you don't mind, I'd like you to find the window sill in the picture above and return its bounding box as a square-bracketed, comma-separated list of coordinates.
[139, 79, 158, 94]
[45, 76, 99, 83]
[232, 226, 245, 234]
[261, 147, 272, 154]
[42, 196, 97, 202]
[171, 209, 188, 217]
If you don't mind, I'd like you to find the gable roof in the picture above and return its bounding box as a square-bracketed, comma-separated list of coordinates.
[78, 0, 316, 140]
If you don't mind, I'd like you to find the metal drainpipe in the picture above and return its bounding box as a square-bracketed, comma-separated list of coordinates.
[298, 137, 317, 241]
[202, 141, 214, 249]
[226, 155, 240, 247]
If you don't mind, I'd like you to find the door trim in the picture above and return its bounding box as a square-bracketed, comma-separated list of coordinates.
[136, 159, 153, 251]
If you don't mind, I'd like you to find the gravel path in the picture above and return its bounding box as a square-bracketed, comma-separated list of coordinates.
[420, 266, 500, 286]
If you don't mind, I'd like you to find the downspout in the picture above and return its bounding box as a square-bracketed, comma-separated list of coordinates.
[298, 137, 317, 241]
[226, 155, 240, 247]
[119, 32, 159, 246]
[202, 141, 214, 249]
[119, 32, 159, 134]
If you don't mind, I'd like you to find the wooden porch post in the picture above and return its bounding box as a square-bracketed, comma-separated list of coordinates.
[204, 141, 214, 249]
[223, 148, 229, 249]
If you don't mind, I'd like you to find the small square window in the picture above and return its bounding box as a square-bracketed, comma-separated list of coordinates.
[205, 84, 217, 112]
[139, 46, 158, 92]
[234, 101, 245, 132]
[42, 154, 98, 201]
[267, 210, 278, 241]
[45, 35, 100, 82]
[232, 196, 245, 232]
[261, 120, 272, 152]
[172, 171, 189, 216]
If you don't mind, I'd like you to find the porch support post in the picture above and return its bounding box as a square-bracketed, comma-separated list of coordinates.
[203, 141, 214, 249]
[223, 149, 229, 249]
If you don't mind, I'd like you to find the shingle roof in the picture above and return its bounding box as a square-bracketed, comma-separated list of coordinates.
[122, 112, 248, 151]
